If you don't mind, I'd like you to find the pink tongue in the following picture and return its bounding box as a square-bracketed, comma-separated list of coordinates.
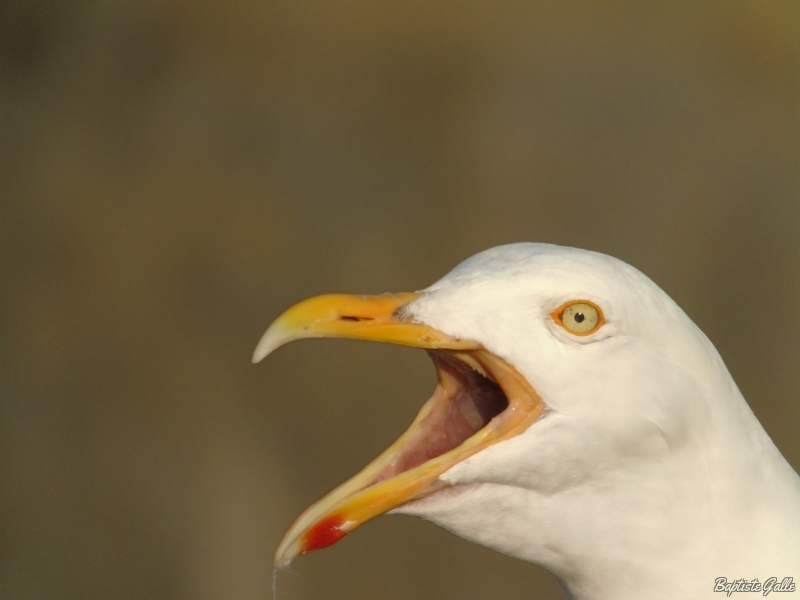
[369, 349, 510, 486]
[439, 387, 489, 455]
[373, 381, 505, 484]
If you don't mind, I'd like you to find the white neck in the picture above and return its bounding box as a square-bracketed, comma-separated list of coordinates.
[401, 403, 800, 600]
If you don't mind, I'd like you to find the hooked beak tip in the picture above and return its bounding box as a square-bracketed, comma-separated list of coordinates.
[252, 323, 291, 364]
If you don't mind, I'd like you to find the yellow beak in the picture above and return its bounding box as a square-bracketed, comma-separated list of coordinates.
[254, 293, 543, 567]
[252, 293, 478, 363]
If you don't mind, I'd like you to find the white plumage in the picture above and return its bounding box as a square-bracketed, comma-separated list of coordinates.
[258, 243, 800, 599]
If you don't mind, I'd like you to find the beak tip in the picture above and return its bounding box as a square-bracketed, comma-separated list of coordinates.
[274, 539, 300, 569]
[252, 325, 290, 364]
[251, 341, 270, 364]
[251, 347, 267, 364]
[273, 554, 293, 569]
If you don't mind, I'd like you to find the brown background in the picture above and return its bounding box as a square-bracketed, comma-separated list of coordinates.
[1, 2, 798, 599]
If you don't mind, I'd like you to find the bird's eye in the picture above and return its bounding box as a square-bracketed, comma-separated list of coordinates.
[552, 300, 605, 336]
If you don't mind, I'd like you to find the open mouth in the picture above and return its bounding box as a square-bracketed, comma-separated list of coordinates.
[373, 351, 509, 485]
[253, 293, 544, 567]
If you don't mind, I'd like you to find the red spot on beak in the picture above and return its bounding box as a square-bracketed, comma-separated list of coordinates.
[303, 515, 347, 553]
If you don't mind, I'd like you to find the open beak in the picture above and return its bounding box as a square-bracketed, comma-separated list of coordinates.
[254, 293, 544, 568]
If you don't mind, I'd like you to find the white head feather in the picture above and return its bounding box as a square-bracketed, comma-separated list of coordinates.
[395, 243, 799, 600]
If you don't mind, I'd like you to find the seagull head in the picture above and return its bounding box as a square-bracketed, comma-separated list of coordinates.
[254, 243, 799, 596]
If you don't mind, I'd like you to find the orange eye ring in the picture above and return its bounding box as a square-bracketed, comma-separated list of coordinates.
[551, 299, 606, 336]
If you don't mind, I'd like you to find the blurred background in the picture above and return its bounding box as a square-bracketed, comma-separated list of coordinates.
[1, 2, 798, 599]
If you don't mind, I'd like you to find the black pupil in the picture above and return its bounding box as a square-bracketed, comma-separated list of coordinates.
[574, 312, 585, 323]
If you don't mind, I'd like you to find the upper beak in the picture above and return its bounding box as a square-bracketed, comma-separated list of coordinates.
[255, 293, 543, 567]
[252, 293, 478, 363]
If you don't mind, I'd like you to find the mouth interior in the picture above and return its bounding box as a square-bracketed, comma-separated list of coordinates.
[374, 350, 509, 483]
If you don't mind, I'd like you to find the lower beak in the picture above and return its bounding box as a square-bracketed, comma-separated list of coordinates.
[254, 293, 543, 567]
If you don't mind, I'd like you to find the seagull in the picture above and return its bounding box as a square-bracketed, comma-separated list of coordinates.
[253, 243, 800, 600]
